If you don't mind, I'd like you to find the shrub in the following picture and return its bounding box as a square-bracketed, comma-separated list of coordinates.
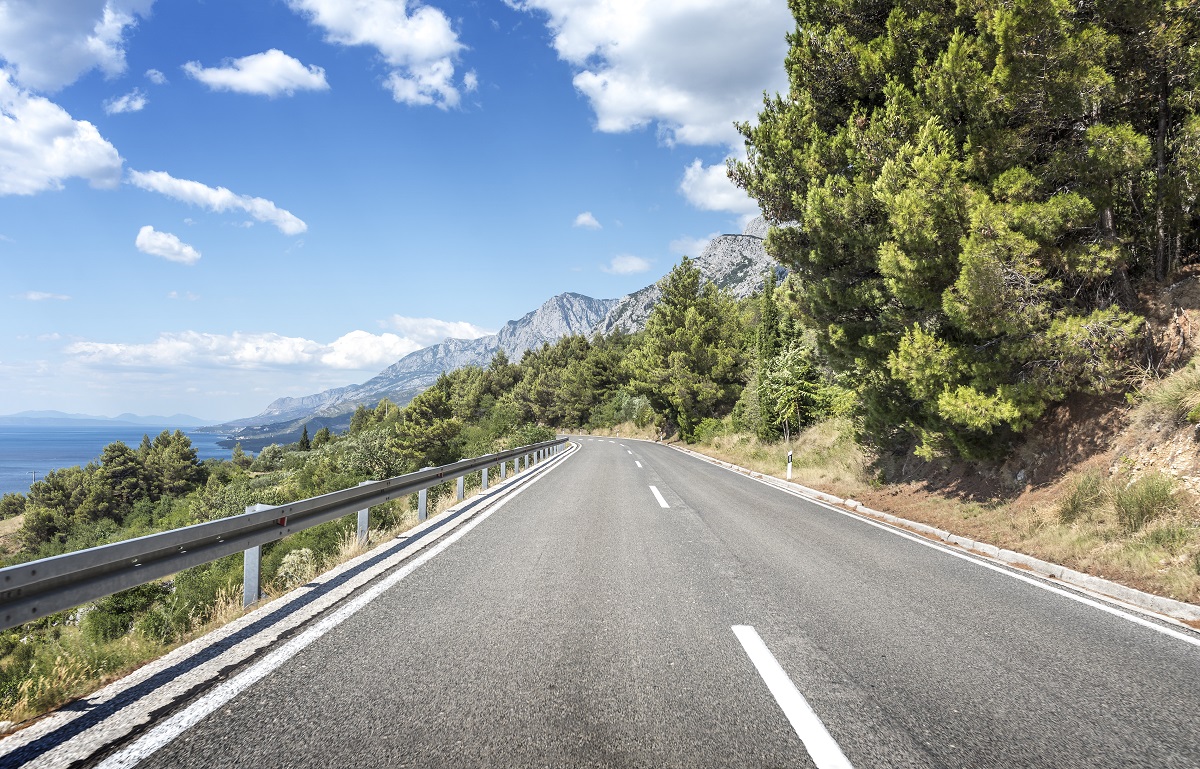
[275, 548, 317, 589]
[1114, 473, 1179, 532]
[1057, 470, 1106, 524]
[692, 418, 727, 444]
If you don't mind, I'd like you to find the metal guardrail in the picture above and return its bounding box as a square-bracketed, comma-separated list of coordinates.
[0, 438, 568, 631]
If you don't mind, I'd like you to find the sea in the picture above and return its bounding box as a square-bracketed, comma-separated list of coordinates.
[0, 426, 232, 497]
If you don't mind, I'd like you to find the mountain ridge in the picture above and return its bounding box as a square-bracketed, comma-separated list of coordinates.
[210, 217, 780, 447]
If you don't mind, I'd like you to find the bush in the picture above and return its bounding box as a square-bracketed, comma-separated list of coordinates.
[692, 418, 728, 444]
[275, 548, 317, 589]
[1115, 473, 1179, 533]
[1057, 470, 1106, 524]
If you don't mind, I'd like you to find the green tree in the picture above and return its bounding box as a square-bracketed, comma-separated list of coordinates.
[629, 257, 746, 441]
[732, 0, 1168, 457]
[298, 425, 311, 452]
[311, 427, 332, 449]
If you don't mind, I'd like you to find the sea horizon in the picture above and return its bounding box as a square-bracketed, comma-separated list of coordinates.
[0, 425, 233, 497]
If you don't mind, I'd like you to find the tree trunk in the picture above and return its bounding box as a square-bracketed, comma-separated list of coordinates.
[1156, 72, 1170, 281]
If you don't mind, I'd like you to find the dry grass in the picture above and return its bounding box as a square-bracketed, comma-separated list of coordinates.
[680, 419, 1200, 606]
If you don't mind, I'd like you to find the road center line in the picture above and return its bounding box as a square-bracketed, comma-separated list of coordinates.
[635, 461, 643, 468]
[649, 485, 669, 508]
[627, 450, 633, 455]
[732, 625, 854, 769]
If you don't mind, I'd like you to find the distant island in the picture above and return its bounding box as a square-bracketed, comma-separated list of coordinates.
[0, 411, 212, 428]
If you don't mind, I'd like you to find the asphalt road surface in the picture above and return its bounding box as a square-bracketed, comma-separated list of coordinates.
[118, 438, 1200, 768]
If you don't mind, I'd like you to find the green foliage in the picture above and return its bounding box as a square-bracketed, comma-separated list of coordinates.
[298, 426, 311, 452]
[628, 257, 747, 441]
[732, 0, 1200, 456]
[0, 493, 25, 520]
[1115, 473, 1180, 533]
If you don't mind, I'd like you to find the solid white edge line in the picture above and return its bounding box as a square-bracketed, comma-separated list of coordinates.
[95, 448, 573, 769]
[732, 625, 854, 769]
[649, 485, 670, 508]
[673, 446, 1200, 650]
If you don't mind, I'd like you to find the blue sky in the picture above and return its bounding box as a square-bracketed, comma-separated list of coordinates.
[0, 0, 791, 422]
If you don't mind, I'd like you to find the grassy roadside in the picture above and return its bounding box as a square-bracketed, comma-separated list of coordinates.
[586, 417, 1200, 607]
[0, 479, 486, 729]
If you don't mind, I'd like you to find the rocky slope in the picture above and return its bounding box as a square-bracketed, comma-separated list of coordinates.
[211, 293, 618, 444]
[211, 218, 782, 446]
[598, 216, 782, 334]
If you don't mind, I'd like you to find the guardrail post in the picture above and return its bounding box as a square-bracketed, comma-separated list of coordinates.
[243, 503, 272, 607]
[357, 480, 372, 545]
[457, 475, 465, 501]
[500, 461, 507, 480]
[482, 466, 489, 490]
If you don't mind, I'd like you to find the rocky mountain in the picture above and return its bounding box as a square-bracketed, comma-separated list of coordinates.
[210, 293, 619, 446]
[210, 217, 782, 448]
[598, 216, 782, 334]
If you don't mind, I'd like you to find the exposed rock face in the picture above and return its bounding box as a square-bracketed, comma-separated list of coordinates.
[210, 219, 783, 444]
[597, 216, 784, 334]
[212, 293, 617, 439]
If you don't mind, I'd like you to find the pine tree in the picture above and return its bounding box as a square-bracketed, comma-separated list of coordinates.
[628, 257, 745, 442]
[731, 0, 1175, 457]
[298, 425, 311, 451]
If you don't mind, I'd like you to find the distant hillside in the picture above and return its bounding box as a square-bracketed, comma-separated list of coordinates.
[210, 217, 783, 448]
[0, 411, 210, 428]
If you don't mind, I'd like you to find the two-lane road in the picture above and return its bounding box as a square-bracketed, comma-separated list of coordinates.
[112, 438, 1200, 768]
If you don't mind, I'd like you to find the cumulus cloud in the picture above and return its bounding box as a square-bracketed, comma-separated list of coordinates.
[64, 327, 463, 371]
[183, 49, 329, 97]
[510, 0, 785, 215]
[679, 158, 759, 216]
[0, 71, 123, 195]
[127, 169, 307, 235]
[669, 232, 717, 257]
[602, 254, 650, 275]
[286, 0, 466, 108]
[0, 0, 154, 92]
[573, 211, 601, 229]
[135, 225, 200, 264]
[509, 0, 788, 147]
[104, 87, 147, 114]
[463, 70, 478, 93]
[21, 291, 70, 301]
[383, 316, 494, 345]
[145, 68, 166, 84]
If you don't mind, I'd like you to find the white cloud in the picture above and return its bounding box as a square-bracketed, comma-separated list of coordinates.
[286, 0, 466, 108]
[321, 330, 421, 368]
[145, 68, 166, 84]
[383, 316, 494, 345]
[510, 0, 786, 215]
[183, 49, 329, 97]
[64, 327, 456, 371]
[573, 211, 601, 229]
[104, 87, 147, 114]
[679, 158, 759, 215]
[167, 290, 199, 301]
[0, 71, 123, 195]
[602, 254, 650, 275]
[669, 232, 717, 257]
[510, 0, 789, 147]
[463, 70, 478, 93]
[127, 169, 308, 235]
[21, 291, 70, 301]
[0, 0, 154, 92]
[135, 225, 200, 264]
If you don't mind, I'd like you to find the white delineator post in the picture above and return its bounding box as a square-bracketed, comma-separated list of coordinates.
[787, 450, 793, 481]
